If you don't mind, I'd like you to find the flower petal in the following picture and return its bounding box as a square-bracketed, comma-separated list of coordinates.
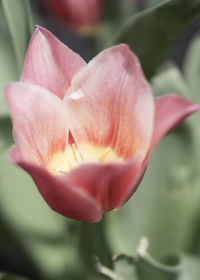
[151, 94, 200, 150]
[10, 147, 101, 222]
[65, 155, 143, 212]
[65, 44, 154, 159]
[21, 26, 86, 99]
[4, 82, 68, 166]
[43, 0, 103, 29]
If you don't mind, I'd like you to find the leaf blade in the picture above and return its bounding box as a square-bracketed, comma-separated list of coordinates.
[107, 0, 200, 78]
[1, 0, 34, 74]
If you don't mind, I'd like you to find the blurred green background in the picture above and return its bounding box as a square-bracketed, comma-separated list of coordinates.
[1, 0, 200, 279]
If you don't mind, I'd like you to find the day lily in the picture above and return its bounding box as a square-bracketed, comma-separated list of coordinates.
[42, 0, 103, 33]
[4, 26, 199, 222]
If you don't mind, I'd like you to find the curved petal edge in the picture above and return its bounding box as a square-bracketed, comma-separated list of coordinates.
[21, 26, 86, 99]
[10, 146, 102, 223]
[151, 94, 199, 151]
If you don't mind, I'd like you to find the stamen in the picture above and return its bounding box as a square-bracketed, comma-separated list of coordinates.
[52, 168, 66, 174]
[49, 144, 120, 176]
[98, 148, 111, 163]
[72, 144, 80, 164]
[76, 146, 84, 161]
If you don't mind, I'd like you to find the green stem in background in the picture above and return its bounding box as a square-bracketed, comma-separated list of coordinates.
[1, 0, 34, 75]
[79, 217, 112, 278]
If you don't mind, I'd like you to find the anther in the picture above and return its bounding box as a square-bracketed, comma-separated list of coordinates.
[98, 148, 111, 163]
[72, 144, 80, 164]
[71, 143, 83, 164]
[53, 168, 66, 174]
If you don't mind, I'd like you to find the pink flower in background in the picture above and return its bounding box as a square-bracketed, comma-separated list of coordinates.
[4, 26, 199, 222]
[42, 0, 104, 32]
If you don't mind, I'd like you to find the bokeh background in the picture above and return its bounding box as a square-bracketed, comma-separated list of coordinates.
[1, 0, 200, 279]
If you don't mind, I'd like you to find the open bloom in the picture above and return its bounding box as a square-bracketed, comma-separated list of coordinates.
[4, 27, 199, 222]
[42, 0, 104, 32]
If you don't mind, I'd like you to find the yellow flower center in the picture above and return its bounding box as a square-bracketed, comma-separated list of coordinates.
[48, 143, 123, 175]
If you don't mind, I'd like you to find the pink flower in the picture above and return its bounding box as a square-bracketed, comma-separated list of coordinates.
[42, 0, 104, 32]
[4, 26, 199, 222]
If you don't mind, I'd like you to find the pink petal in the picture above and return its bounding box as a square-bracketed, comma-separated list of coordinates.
[21, 26, 86, 99]
[10, 147, 101, 222]
[65, 44, 154, 160]
[4, 82, 68, 166]
[65, 155, 144, 212]
[151, 94, 200, 151]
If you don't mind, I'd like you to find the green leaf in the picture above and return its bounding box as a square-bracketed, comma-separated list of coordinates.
[95, 244, 180, 280]
[180, 254, 200, 280]
[145, 0, 165, 8]
[0, 146, 84, 280]
[0, 117, 12, 149]
[95, 0, 135, 51]
[95, 257, 118, 280]
[183, 33, 200, 259]
[0, 7, 18, 117]
[103, 0, 135, 21]
[107, 0, 200, 78]
[96, 252, 200, 280]
[184, 34, 200, 104]
[151, 62, 189, 97]
[113, 255, 138, 280]
[0, 273, 30, 280]
[1, 0, 34, 74]
[137, 251, 180, 280]
[95, 254, 138, 280]
[106, 124, 200, 257]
